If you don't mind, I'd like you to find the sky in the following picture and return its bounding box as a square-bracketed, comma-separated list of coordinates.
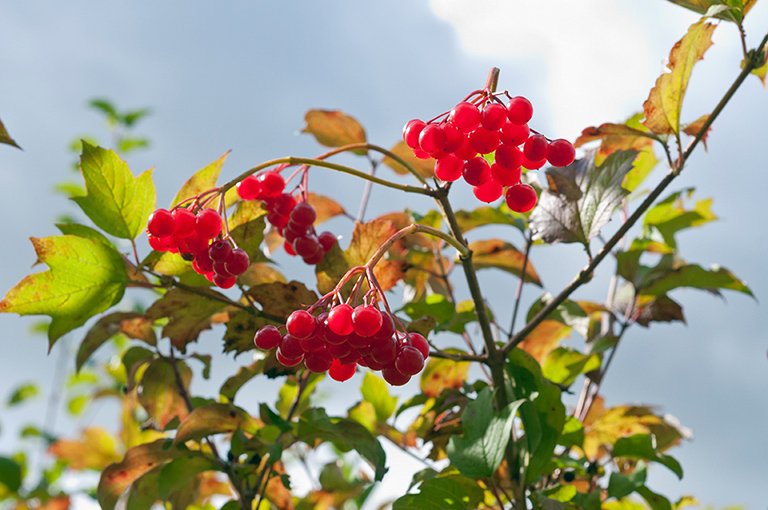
[0, 1, 767, 508]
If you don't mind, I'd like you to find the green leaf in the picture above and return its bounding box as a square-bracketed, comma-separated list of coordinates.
[145, 287, 232, 353]
[392, 474, 484, 510]
[138, 360, 191, 430]
[298, 408, 387, 481]
[0, 116, 21, 149]
[664, 0, 757, 23]
[613, 434, 683, 479]
[157, 456, 221, 501]
[72, 142, 156, 240]
[642, 189, 717, 251]
[530, 150, 636, 247]
[541, 346, 601, 387]
[446, 388, 525, 478]
[468, 239, 542, 285]
[0, 236, 129, 347]
[170, 152, 229, 208]
[97, 439, 186, 510]
[76, 311, 148, 372]
[608, 463, 648, 499]
[227, 200, 268, 262]
[302, 109, 367, 154]
[453, 205, 526, 233]
[640, 262, 753, 298]
[0, 456, 22, 493]
[637, 485, 673, 510]
[361, 372, 398, 423]
[173, 403, 257, 445]
[7, 383, 39, 406]
[558, 416, 584, 448]
[220, 361, 264, 401]
[643, 18, 716, 135]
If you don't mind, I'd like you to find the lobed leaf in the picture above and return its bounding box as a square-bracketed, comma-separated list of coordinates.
[468, 239, 541, 285]
[574, 113, 657, 164]
[72, 142, 156, 240]
[529, 150, 636, 247]
[137, 360, 191, 429]
[453, 205, 526, 233]
[642, 18, 716, 135]
[170, 152, 229, 208]
[307, 192, 347, 224]
[420, 353, 470, 398]
[0, 235, 129, 348]
[302, 109, 367, 154]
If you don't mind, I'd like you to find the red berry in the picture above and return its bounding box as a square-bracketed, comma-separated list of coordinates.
[184, 233, 209, 253]
[322, 318, 349, 345]
[328, 359, 357, 382]
[195, 209, 223, 239]
[522, 155, 547, 170]
[276, 348, 303, 367]
[213, 260, 233, 278]
[370, 336, 397, 365]
[328, 304, 354, 336]
[403, 119, 426, 149]
[418, 124, 447, 155]
[147, 209, 175, 237]
[373, 312, 396, 342]
[494, 144, 523, 170]
[352, 305, 383, 337]
[225, 248, 250, 276]
[463, 157, 491, 186]
[499, 121, 530, 146]
[172, 208, 197, 237]
[237, 175, 263, 200]
[448, 102, 481, 132]
[405, 333, 430, 359]
[272, 193, 297, 217]
[434, 154, 464, 182]
[280, 333, 305, 359]
[507, 96, 533, 125]
[293, 235, 322, 259]
[524, 134, 549, 162]
[284, 240, 296, 256]
[290, 202, 317, 227]
[209, 239, 232, 261]
[286, 310, 317, 340]
[194, 249, 214, 273]
[148, 234, 172, 252]
[473, 179, 504, 203]
[547, 139, 576, 167]
[481, 102, 508, 131]
[258, 171, 285, 197]
[491, 163, 522, 187]
[304, 347, 333, 373]
[254, 325, 281, 350]
[382, 365, 411, 386]
[505, 184, 538, 213]
[468, 127, 500, 154]
[346, 331, 372, 349]
[318, 231, 337, 252]
[441, 122, 464, 153]
[395, 345, 425, 376]
[326, 341, 352, 359]
[213, 274, 237, 289]
[453, 136, 479, 161]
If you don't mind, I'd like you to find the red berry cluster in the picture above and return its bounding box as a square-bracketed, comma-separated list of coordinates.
[236, 170, 336, 265]
[146, 207, 249, 289]
[254, 304, 429, 386]
[402, 95, 575, 213]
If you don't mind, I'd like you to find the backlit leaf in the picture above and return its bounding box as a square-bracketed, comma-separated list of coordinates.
[446, 387, 524, 478]
[220, 361, 265, 401]
[145, 287, 232, 353]
[138, 360, 191, 429]
[574, 113, 656, 163]
[518, 321, 572, 364]
[77, 311, 156, 372]
[361, 372, 398, 423]
[382, 141, 435, 178]
[307, 193, 347, 224]
[72, 142, 156, 239]
[453, 205, 526, 233]
[420, 353, 470, 398]
[642, 18, 716, 135]
[640, 262, 753, 298]
[664, 0, 757, 23]
[49, 427, 122, 471]
[239, 262, 286, 287]
[530, 150, 636, 246]
[0, 236, 129, 347]
[0, 116, 21, 149]
[0, 456, 22, 493]
[642, 189, 717, 250]
[97, 439, 185, 510]
[302, 110, 367, 154]
[173, 403, 257, 445]
[171, 152, 229, 208]
[393, 474, 484, 510]
[613, 433, 683, 478]
[7, 383, 38, 406]
[542, 347, 602, 387]
[227, 200, 267, 262]
[468, 239, 541, 285]
[681, 114, 712, 148]
[157, 456, 221, 501]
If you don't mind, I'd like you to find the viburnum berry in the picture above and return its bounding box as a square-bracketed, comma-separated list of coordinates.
[395, 345, 425, 376]
[225, 248, 250, 276]
[463, 156, 491, 186]
[373, 312, 396, 341]
[524, 134, 549, 162]
[212, 274, 237, 289]
[148, 234, 172, 252]
[405, 332, 430, 359]
[266, 211, 290, 229]
[172, 208, 197, 237]
[209, 239, 232, 261]
[382, 365, 411, 386]
[481, 102, 508, 131]
[328, 304, 354, 336]
[441, 122, 464, 153]
[280, 333, 305, 359]
[272, 193, 297, 217]
[258, 171, 285, 197]
[237, 175, 263, 200]
[448, 102, 481, 132]
[293, 235, 322, 259]
[184, 233, 209, 253]
[434, 154, 464, 182]
[453, 136, 479, 161]
[473, 179, 504, 203]
[254, 325, 282, 350]
[352, 305, 383, 337]
[418, 124, 447, 155]
[522, 154, 547, 170]
[147, 209, 175, 237]
[499, 121, 530, 146]
[402, 119, 426, 150]
[494, 144, 523, 170]
[276, 348, 303, 367]
[328, 359, 357, 382]
[194, 249, 214, 273]
[370, 336, 398, 365]
[491, 163, 522, 187]
[290, 202, 316, 227]
[304, 347, 334, 373]
[468, 127, 500, 154]
[326, 340, 351, 359]
[318, 231, 337, 252]
[195, 208, 223, 239]
[286, 310, 317, 340]
[507, 96, 534, 125]
[547, 138, 576, 167]
[505, 183, 538, 213]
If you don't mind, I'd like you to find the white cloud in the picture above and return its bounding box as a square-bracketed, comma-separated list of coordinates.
[429, 0, 657, 138]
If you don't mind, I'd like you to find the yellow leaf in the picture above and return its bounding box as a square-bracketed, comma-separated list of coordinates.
[49, 427, 123, 471]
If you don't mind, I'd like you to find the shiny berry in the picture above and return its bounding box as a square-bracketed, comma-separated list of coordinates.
[434, 154, 464, 182]
[547, 139, 576, 167]
[395, 345, 425, 376]
[463, 157, 491, 186]
[382, 365, 411, 386]
[328, 304, 354, 336]
[403, 119, 426, 150]
[304, 347, 334, 373]
[195, 209, 223, 239]
[507, 96, 533, 125]
[405, 333, 430, 359]
[318, 231, 337, 252]
[328, 359, 357, 382]
[286, 310, 317, 340]
[258, 171, 285, 197]
[448, 102, 481, 132]
[290, 202, 317, 227]
[481, 102, 508, 131]
[225, 248, 250, 276]
[473, 179, 504, 203]
[418, 124, 447, 155]
[237, 175, 263, 200]
[505, 184, 538, 213]
[147, 209, 175, 237]
[524, 134, 549, 162]
[254, 325, 282, 350]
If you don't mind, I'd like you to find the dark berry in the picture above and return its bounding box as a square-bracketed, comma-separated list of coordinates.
[254, 325, 281, 350]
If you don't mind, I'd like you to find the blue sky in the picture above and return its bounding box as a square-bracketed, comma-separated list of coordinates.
[1, 1, 767, 508]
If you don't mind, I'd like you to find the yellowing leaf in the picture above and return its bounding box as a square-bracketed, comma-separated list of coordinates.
[643, 18, 716, 135]
[382, 141, 435, 178]
[138, 360, 191, 429]
[468, 239, 541, 285]
[173, 403, 257, 445]
[49, 427, 123, 470]
[171, 152, 229, 208]
[307, 192, 347, 224]
[0, 236, 129, 347]
[420, 354, 470, 397]
[302, 109, 367, 154]
[0, 116, 21, 149]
